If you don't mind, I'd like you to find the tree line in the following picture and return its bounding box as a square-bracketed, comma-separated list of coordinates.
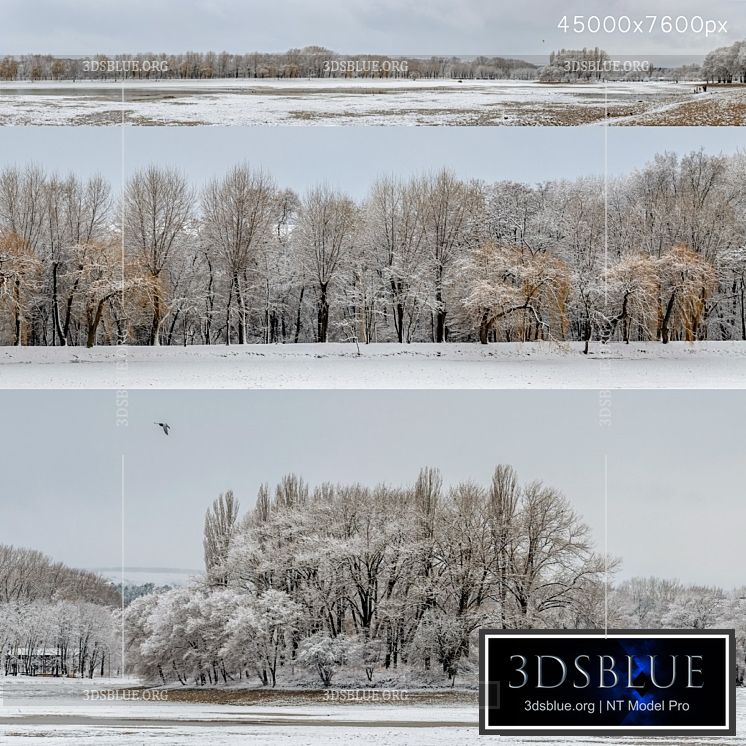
[0, 48, 537, 82]
[6, 42, 746, 84]
[124, 470, 746, 689]
[1, 150, 745, 349]
[539, 47, 702, 83]
[0, 545, 119, 678]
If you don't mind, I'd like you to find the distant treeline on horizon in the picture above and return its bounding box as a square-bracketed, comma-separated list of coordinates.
[0, 47, 539, 82]
[1, 41, 742, 83]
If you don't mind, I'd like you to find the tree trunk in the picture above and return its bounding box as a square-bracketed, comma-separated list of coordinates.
[62, 276, 81, 344]
[150, 290, 161, 345]
[434, 267, 446, 342]
[225, 277, 233, 345]
[86, 301, 105, 348]
[234, 272, 246, 344]
[435, 295, 446, 342]
[479, 312, 490, 345]
[317, 283, 329, 342]
[391, 278, 405, 343]
[661, 292, 676, 344]
[52, 262, 66, 346]
[294, 286, 305, 343]
[395, 302, 404, 343]
[583, 316, 591, 355]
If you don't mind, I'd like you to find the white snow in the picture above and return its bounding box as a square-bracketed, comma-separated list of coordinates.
[0, 677, 141, 705]
[1, 341, 745, 389]
[0, 78, 717, 126]
[0, 678, 744, 744]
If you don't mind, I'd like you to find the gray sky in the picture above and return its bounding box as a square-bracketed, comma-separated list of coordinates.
[0, 390, 742, 588]
[0, 0, 741, 56]
[0, 128, 743, 200]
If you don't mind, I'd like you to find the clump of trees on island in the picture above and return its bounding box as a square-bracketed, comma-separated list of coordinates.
[124, 470, 746, 689]
[539, 41, 746, 84]
[538, 47, 703, 83]
[1, 150, 744, 349]
[703, 39, 746, 83]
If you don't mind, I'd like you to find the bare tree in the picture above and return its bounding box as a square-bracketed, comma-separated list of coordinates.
[294, 185, 356, 342]
[124, 166, 193, 345]
[365, 176, 426, 342]
[460, 242, 569, 344]
[203, 491, 240, 587]
[0, 232, 42, 345]
[201, 165, 277, 344]
[45, 174, 111, 345]
[656, 244, 715, 343]
[416, 171, 482, 342]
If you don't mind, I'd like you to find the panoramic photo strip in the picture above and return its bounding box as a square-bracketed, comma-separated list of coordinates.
[1, 1, 744, 745]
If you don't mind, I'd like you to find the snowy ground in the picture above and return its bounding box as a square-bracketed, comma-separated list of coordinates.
[0, 678, 744, 744]
[1, 342, 746, 389]
[0, 78, 741, 126]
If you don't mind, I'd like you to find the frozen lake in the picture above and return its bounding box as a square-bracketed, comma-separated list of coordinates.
[1, 78, 742, 125]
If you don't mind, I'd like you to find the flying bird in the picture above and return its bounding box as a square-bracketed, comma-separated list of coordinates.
[154, 422, 171, 436]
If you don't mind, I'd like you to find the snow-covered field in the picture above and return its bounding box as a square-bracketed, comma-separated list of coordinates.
[1, 342, 745, 389]
[1, 78, 740, 125]
[0, 678, 744, 744]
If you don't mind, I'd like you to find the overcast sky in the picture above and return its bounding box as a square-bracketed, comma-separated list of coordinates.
[0, 128, 743, 200]
[0, 390, 742, 588]
[0, 0, 741, 56]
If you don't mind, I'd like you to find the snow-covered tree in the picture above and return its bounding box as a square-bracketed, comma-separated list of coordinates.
[296, 631, 352, 687]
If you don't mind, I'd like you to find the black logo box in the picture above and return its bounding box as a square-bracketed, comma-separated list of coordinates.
[479, 629, 735, 737]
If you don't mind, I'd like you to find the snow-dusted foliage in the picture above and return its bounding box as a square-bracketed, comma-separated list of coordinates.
[296, 632, 353, 687]
[0, 545, 119, 678]
[1, 150, 745, 348]
[703, 40, 746, 83]
[120, 479, 746, 690]
[125, 467, 609, 688]
[614, 578, 746, 685]
[0, 49, 537, 82]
